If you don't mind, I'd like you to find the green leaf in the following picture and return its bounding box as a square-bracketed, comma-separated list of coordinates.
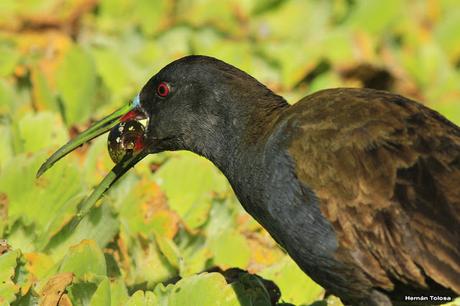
[89, 277, 111, 306]
[128, 237, 177, 286]
[153, 152, 228, 229]
[435, 8, 460, 61]
[345, 0, 403, 34]
[56, 46, 97, 125]
[154, 27, 192, 59]
[23, 252, 56, 281]
[45, 204, 119, 262]
[125, 290, 156, 306]
[209, 230, 251, 269]
[110, 278, 129, 306]
[68, 280, 98, 306]
[260, 40, 321, 89]
[31, 67, 59, 112]
[260, 256, 324, 305]
[0, 249, 21, 304]
[91, 47, 134, 102]
[250, 0, 331, 40]
[133, 0, 170, 36]
[175, 0, 241, 35]
[154, 272, 240, 306]
[17, 111, 68, 153]
[0, 121, 13, 169]
[59, 239, 107, 278]
[0, 151, 83, 250]
[0, 43, 20, 77]
[0, 79, 17, 114]
[155, 234, 181, 269]
[176, 230, 211, 277]
[113, 172, 179, 240]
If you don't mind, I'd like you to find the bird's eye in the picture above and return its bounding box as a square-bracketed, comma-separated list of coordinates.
[157, 82, 170, 97]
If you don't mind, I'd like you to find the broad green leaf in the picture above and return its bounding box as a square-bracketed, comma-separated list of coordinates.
[0, 249, 21, 304]
[0, 0, 18, 23]
[115, 176, 179, 239]
[125, 290, 145, 306]
[133, 0, 170, 36]
[24, 252, 56, 282]
[68, 280, 98, 306]
[153, 151, 228, 229]
[128, 237, 177, 286]
[345, 0, 403, 34]
[31, 67, 58, 112]
[155, 234, 181, 269]
[435, 8, 460, 61]
[0, 79, 16, 114]
[91, 48, 134, 102]
[155, 272, 240, 306]
[6, 222, 36, 253]
[250, 0, 330, 40]
[0, 151, 83, 247]
[89, 277, 111, 306]
[56, 46, 97, 125]
[0, 43, 20, 77]
[205, 198, 237, 238]
[125, 290, 156, 306]
[175, 229, 211, 277]
[110, 278, 129, 306]
[209, 230, 251, 269]
[308, 72, 343, 94]
[320, 29, 355, 65]
[260, 256, 324, 305]
[191, 34, 256, 76]
[260, 40, 322, 89]
[175, 0, 241, 35]
[45, 204, 119, 261]
[82, 136, 114, 186]
[154, 27, 192, 59]
[12, 289, 40, 306]
[0, 122, 13, 169]
[59, 239, 107, 278]
[17, 111, 68, 153]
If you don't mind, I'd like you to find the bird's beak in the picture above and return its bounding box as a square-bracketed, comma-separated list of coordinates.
[36, 94, 149, 225]
[36, 94, 146, 178]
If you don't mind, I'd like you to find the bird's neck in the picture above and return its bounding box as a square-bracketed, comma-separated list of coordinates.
[195, 94, 289, 181]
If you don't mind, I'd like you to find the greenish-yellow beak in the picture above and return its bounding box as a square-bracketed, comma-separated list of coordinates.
[37, 94, 149, 225]
[36, 95, 145, 178]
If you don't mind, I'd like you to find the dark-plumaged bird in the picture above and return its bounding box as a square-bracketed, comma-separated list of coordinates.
[37, 56, 460, 305]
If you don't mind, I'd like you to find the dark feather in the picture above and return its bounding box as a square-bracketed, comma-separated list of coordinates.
[284, 88, 460, 303]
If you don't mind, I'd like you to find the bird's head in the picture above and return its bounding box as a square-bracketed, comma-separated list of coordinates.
[36, 55, 287, 221]
[138, 55, 286, 155]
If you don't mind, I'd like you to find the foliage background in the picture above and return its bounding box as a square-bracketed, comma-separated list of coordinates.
[0, 0, 459, 305]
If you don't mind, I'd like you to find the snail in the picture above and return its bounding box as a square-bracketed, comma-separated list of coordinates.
[107, 120, 145, 163]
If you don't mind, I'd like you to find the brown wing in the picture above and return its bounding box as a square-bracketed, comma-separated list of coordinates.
[287, 88, 460, 293]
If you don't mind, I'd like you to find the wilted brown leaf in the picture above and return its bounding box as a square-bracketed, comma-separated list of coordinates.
[39, 272, 74, 306]
[0, 239, 11, 255]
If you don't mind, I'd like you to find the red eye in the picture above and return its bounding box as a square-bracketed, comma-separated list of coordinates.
[157, 82, 170, 97]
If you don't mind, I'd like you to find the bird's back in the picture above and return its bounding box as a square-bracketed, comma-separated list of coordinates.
[279, 88, 460, 304]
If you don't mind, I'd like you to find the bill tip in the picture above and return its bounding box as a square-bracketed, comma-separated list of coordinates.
[36, 164, 47, 178]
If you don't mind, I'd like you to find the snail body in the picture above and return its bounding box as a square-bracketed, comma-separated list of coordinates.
[107, 120, 145, 163]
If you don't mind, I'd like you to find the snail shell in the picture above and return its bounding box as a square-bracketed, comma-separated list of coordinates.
[107, 120, 145, 163]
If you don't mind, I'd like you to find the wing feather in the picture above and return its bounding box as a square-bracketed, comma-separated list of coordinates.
[287, 88, 460, 293]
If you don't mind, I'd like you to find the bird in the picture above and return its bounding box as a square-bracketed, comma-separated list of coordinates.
[38, 55, 459, 305]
